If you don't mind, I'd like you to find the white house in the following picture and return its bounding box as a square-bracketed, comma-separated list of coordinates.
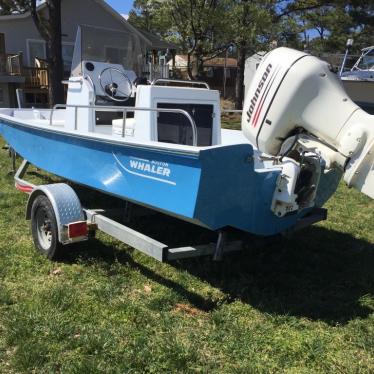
[243, 51, 267, 99]
[0, 0, 176, 107]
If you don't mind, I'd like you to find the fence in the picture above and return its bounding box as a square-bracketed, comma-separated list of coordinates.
[0, 53, 22, 75]
[142, 63, 170, 81]
[23, 67, 49, 88]
[0, 53, 49, 88]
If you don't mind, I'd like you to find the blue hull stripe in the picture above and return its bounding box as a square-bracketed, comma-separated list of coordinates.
[0, 118, 320, 236]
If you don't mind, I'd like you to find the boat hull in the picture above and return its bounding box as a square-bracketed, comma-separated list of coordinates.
[0, 117, 329, 236]
[342, 80, 374, 114]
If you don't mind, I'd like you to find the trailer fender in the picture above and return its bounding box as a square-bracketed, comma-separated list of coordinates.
[26, 183, 85, 244]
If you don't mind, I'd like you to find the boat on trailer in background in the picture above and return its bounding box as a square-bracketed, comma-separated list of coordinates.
[0, 26, 373, 261]
[340, 45, 374, 114]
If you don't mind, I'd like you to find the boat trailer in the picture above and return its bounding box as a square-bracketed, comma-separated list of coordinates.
[13, 158, 327, 262]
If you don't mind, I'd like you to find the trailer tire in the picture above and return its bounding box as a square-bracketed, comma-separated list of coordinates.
[31, 195, 64, 260]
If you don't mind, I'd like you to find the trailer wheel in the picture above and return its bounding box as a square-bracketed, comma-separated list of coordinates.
[31, 195, 63, 260]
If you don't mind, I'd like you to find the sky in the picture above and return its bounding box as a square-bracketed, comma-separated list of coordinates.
[105, 0, 134, 19]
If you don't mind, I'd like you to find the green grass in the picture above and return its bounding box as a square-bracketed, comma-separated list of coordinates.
[0, 138, 373, 373]
[221, 113, 241, 130]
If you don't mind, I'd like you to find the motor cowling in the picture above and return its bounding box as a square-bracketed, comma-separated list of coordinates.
[242, 47, 374, 199]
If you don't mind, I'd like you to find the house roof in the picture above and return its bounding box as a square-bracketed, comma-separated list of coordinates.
[175, 55, 237, 67]
[205, 57, 237, 67]
[136, 29, 178, 51]
[0, 0, 175, 51]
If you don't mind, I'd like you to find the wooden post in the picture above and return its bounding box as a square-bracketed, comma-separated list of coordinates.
[16, 52, 24, 76]
[0, 31, 6, 76]
[172, 50, 176, 68]
[223, 48, 228, 99]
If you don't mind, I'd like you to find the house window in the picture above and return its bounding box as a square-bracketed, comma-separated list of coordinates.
[27, 39, 46, 66]
[0, 88, 4, 104]
[27, 40, 74, 72]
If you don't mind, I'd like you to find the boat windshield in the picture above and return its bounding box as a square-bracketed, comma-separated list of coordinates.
[356, 48, 374, 70]
[71, 25, 148, 76]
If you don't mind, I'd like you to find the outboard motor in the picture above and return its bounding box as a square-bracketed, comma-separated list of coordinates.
[242, 47, 374, 200]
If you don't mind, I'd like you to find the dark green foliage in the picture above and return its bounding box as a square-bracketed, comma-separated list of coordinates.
[0, 0, 29, 15]
[289, 0, 374, 53]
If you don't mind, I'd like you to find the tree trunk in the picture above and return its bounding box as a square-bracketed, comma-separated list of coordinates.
[191, 42, 204, 80]
[197, 56, 205, 80]
[192, 52, 199, 79]
[187, 53, 193, 80]
[30, 0, 64, 107]
[46, 0, 64, 106]
[235, 41, 246, 110]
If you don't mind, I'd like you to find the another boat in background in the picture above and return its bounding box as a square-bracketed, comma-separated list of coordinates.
[340, 44, 374, 114]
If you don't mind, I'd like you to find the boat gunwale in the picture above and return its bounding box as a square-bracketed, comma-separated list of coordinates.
[0, 112, 212, 158]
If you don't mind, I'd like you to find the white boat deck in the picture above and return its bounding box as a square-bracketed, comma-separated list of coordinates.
[0, 107, 255, 160]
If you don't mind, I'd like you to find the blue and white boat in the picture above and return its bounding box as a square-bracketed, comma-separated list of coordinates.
[341, 46, 374, 113]
[0, 27, 372, 242]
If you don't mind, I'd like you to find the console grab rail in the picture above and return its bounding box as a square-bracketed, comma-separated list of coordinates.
[151, 78, 210, 90]
[50, 104, 198, 147]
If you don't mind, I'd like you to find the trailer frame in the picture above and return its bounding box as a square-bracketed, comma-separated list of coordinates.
[14, 159, 253, 261]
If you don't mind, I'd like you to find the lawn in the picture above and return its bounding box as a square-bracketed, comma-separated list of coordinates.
[0, 137, 373, 373]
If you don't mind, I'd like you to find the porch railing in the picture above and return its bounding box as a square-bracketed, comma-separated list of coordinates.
[0, 53, 49, 88]
[142, 63, 170, 81]
[0, 53, 23, 75]
[23, 67, 49, 88]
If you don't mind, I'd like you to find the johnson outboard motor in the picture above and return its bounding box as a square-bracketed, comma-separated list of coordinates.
[242, 47, 374, 201]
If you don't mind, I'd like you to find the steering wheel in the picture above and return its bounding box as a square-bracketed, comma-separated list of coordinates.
[99, 67, 133, 102]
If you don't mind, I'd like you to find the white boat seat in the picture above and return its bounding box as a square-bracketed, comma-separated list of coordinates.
[112, 118, 135, 137]
[29, 119, 65, 127]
